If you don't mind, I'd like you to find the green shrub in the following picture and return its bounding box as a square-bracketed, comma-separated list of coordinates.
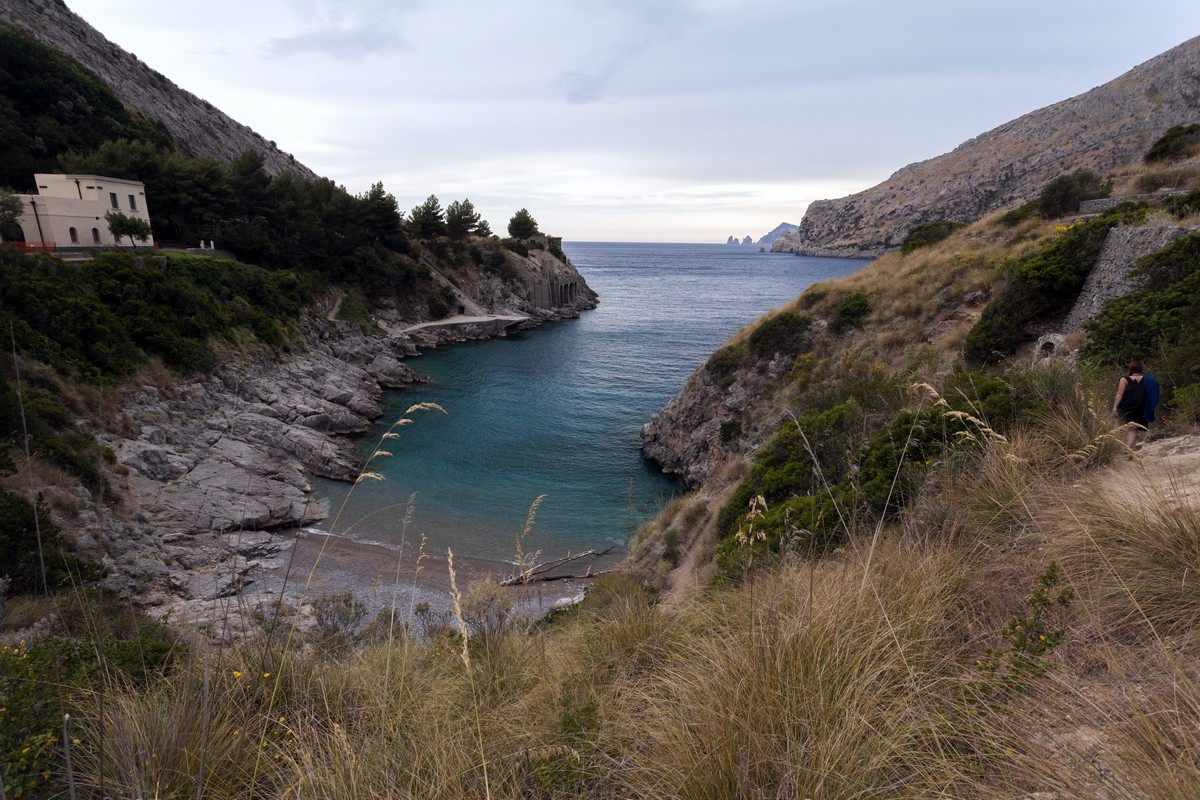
[502, 240, 529, 258]
[1037, 169, 1111, 219]
[705, 344, 747, 388]
[719, 420, 742, 444]
[427, 294, 451, 319]
[713, 367, 1032, 579]
[900, 221, 967, 254]
[1164, 188, 1200, 218]
[662, 528, 682, 566]
[1144, 124, 1200, 164]
[748, 311, 811, 357]
[965, 205, 1148, 364]
[0, 490, 101, 594]
[0, 594, 182, 799]
[335, 291, 372, 328]
[999, 200, 1040, 227]
[1172, 383, 1200, 425]
[1135, 167, 1199, 193]
[1084, 231, 1200, 395]
[829, 291, 871, 333]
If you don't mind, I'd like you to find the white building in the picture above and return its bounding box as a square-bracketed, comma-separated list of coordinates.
[9, 173, 155, 250]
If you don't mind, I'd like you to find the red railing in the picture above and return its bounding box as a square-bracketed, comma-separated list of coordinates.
[1, 242, 56, 253]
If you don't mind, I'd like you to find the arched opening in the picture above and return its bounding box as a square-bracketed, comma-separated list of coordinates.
[69, 227, 79, 243]
[0, 220, 25, 244]
[92, 228, 101, 243]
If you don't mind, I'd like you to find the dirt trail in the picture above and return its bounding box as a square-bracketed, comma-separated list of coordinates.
[1096, 432, 1200, 506]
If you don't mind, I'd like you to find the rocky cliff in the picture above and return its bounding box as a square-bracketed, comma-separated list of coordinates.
[76, 260, 594, 629]
[0, 0, 316, 178]
[756, 223, 799, 248]
[774, 36, 1200, 257]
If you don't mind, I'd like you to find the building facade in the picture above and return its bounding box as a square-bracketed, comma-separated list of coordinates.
[9, 174, 154, 250]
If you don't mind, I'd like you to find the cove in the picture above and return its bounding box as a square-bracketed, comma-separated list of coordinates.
[310, 243, 869, 565]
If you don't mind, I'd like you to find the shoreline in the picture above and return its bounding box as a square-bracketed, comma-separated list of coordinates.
[263, 529, 596, 626]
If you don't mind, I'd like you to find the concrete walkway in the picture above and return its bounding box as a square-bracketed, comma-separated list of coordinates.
[392, 313, 531, 337]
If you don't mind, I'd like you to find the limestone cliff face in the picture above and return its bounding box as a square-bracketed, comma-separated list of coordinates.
[774, 36, 1200, 257]
[0, 0, 316, 178]
[642, 341, 805, 488]
[457, 241, 599, 319]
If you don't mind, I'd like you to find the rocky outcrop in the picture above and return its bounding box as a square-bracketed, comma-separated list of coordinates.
[71, 243, 596, 629]
[0, 0, 316, 178]
[774, 36, 1200, 257]
[756, 223, 799, 248]
[642, 348, 799, 488]
[92, 317, 419, 598]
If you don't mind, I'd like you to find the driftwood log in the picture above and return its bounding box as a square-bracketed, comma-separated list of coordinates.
[501, 547, 613, 587]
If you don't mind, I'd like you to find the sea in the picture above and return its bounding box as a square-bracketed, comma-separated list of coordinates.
[309, 242, 869, 565]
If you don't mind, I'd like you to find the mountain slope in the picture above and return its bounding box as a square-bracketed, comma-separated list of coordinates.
[774, 35, 1200, 257]
[0, 0, 315, 178]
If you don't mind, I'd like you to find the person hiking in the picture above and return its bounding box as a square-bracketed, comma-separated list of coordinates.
[1112, 361, 1156, 450]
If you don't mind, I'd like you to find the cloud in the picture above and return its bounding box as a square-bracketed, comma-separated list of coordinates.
[552, 0, 699, 104]
[559, 68, 618, 105]
[266, 25, 411, 60]
[265, 0, 419, 60]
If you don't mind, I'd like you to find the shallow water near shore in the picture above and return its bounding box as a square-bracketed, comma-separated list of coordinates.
[311, 242, 868, 567]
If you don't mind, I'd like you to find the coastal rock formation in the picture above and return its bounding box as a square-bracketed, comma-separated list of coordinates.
[642, 346, 799, 488]
[774, 36, 1200, 257]
[89, 318, 416, 605]
[76, 248, 596, 627]
[0, 0, 316, 178]
[756, 223, 799, 248]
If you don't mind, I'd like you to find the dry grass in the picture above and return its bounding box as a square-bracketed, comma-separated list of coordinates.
[610, 539, 977, 798]
[55, 429, 1200, 799]
[1047, 476, 1200, 640]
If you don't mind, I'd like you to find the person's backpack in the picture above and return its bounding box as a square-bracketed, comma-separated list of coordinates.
[1118, 376, 1148, 418]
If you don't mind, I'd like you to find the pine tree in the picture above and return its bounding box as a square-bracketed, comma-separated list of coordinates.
[507, 208, 539, 239]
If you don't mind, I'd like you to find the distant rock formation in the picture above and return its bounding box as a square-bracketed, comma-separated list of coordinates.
[774, 36, 1200, 258]
[727, 235, 738, 244]
[742, 235, 753, 245]
[756, 223, 799, 248]
[0, 0, 316, 178]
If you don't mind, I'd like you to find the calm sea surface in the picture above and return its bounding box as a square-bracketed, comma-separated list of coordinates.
[311, 243, 868, 563]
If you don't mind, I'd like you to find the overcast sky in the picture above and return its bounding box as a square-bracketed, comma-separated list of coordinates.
[64, 1, 1200, 243]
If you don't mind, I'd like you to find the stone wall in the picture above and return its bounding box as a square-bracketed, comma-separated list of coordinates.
[1062, 225, 1192, 332]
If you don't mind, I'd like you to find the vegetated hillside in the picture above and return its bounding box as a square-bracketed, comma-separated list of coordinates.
[773, 35, 1200, 257]
[0, 0, 314, 178]
[590, 152, 1200, 795]
[3, 187, 1199, 798]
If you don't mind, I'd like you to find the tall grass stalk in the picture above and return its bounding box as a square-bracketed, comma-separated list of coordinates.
[247, 402, 444, 796]
[514, 494, 545, 585]
[448, 549, 493, 800]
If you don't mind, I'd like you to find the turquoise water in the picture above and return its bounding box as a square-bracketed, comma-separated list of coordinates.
[311, 243, 868, 563]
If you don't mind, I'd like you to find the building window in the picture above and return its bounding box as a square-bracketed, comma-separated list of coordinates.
[69, 227, 79, 243]
[129, 194, 137, 211]
[109, 192, 118, 209]
[92, 228, 101, 243]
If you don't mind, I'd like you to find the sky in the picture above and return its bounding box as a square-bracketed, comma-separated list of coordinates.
[63, 1, 1200, 243]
